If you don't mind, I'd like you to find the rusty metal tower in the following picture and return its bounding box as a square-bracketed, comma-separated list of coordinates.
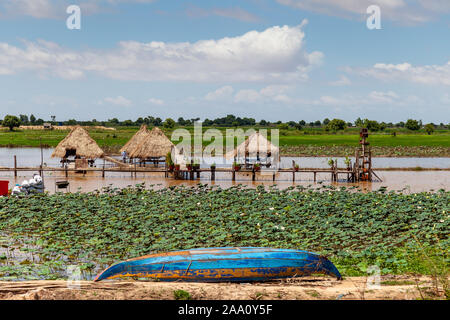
[354, 128, 372, 181]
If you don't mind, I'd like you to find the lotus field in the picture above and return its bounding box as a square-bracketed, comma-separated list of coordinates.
[0, 184, 448, 280]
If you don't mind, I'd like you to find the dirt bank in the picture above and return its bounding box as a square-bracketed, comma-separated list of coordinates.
[0, 275, 446, 300]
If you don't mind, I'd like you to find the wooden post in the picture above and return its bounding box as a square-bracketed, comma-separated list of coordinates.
[232, 169, 235, 182]
[65, 164, 68, 178]
[211, 167, 215, 181]
[292, 160, 295, 182]
[313, 172, 316, 182]
[14, 155, 17, 177]
[252, 169, 255, 182]
[102, 159, 105, 178]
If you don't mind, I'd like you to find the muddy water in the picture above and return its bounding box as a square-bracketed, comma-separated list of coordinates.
[0, 148, 448, 193]
[0, 169, 448, 193]
[1, 148, 449, 168]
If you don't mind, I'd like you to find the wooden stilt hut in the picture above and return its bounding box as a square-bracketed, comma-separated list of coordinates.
[120, 124, 152, 163]
[226, 132, 280, 169]
[51, 126, 104, 169]
[128, 127, 175, 166]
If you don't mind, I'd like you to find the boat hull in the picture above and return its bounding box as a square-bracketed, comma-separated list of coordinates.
[94, 247, 342, 282]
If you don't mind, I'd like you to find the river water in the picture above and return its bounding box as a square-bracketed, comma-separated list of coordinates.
[0, 148, 448, 193]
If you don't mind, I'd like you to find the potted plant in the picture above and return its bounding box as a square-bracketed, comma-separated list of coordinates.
[174, 164, 181, 171]
[186, 163, 193, 171]
[254, 163, 261, 172]
[344, 157, 351, 168]
[233, 161, 241, 171]
[210, 162, 216, 170]
[294, 164, 299, 172]
[327, 159, 334, 168]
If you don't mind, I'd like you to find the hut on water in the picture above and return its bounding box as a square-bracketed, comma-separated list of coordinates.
[226, 132, 280, 168]
[120, 124, 152, 157]
[52, 126, 104, 168]
[128, 127, 175, 165]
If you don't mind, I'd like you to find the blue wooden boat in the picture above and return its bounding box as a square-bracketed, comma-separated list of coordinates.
[94, 247, 342, 282]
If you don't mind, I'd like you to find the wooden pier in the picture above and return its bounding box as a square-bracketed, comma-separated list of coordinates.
[0, 164, 368, 183]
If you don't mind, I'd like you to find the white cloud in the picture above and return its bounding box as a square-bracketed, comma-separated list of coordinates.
[276, 0, 447, 24]
[330, 75, 351, 86]
[351, 61, 450, 86]
[104, 96, 132, 107]
[147, 98, 164, 105]
[368, 91, 399, 103]
[0, 23, 323, 83]
[234, 85, 292, 103]
[204, 86, 234, 101]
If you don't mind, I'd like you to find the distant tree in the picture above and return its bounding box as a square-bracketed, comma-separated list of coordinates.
[323, 118, 330, 126]
[355, 117, 364, 127]
[51, 115, 56, 123]
[36, 118, 44, 125]
[396, 121, 405, 128]
[326, 119, 346, 131]
[379, 122, 387, 131]
[308, 122, 314, 127]
[294, 122, 303, 130]
[314, 120, 321, 127]
[108, 118, 119, 125]
[163, 118, 176, 129]
[177, 117, 186, 126]
[19, 114, 29, 125]
[363, 119, 380, 132]
[405, 119, 420, 131]
[203, 119, 213, 126]
[2, 115, 21, 131]
[29, 114, 36, 124]
[123, 120, 134, 126]
[259, 120, 267, 126]
[277, 123, 289, 130]
[136, 117, 144, 125]
[299, 120, 306, 126]
[66, 119, 77, 125]
[154, 117, 163, 126]
[424, 123, 435, 135]
[287, 121, 297, 128]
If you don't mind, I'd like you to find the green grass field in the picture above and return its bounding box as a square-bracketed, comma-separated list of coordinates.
[0, 127, 449, 156]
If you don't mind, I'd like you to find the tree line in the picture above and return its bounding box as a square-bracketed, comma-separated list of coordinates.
[1, 114, 448, 134]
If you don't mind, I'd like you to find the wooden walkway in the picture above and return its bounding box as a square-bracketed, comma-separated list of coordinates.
[0, 166, 378, 182]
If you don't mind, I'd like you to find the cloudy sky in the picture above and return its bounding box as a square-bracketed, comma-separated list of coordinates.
[0, 0, 449, 122]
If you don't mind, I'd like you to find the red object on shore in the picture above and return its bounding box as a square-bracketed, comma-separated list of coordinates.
[0, 181, 9, 196]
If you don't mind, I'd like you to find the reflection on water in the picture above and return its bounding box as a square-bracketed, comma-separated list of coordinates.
[0, 148, 448, 193]
[0, 169, 448, 193]
[0, 148, 449, 168]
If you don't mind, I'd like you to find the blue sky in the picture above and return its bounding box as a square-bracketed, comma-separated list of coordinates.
[0, 0, 449, 123]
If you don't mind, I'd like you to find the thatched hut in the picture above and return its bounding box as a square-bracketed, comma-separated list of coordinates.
[120, 124, 152, 155]
[51, 126, 104, 164]
[225, 132, 279, 167]
[128, 127, 174, 160]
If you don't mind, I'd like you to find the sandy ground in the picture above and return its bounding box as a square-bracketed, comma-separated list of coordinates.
[0, 275, 446, 300]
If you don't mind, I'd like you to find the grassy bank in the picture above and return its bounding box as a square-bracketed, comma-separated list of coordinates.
[0, 127, 449, 157]
[0, 185, 448, 280]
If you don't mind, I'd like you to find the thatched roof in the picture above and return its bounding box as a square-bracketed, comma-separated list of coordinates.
[226, 132, 279, 159]
[51, 126, 104, 159]
[120, 125, 151, 154]
[128, 127, 174, 159]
